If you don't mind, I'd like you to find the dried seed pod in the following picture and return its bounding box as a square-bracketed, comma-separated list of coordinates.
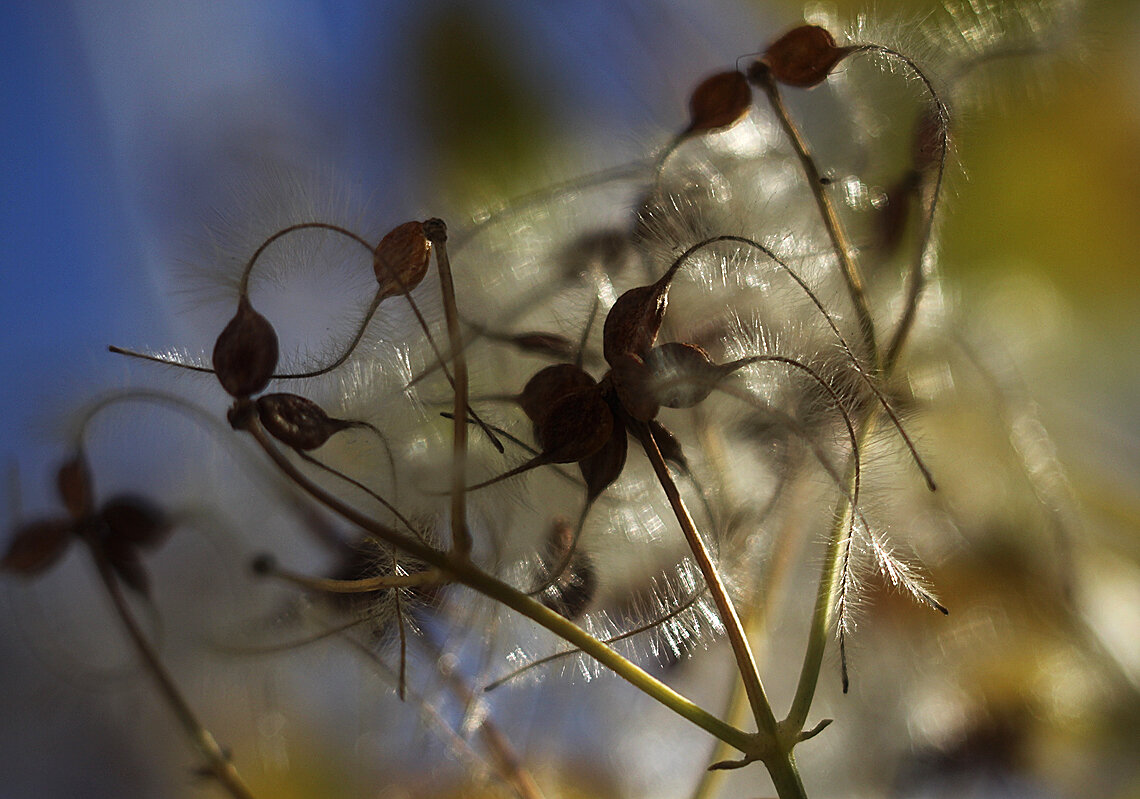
[646, 342, 719, 408]
[602, 283, 669, 365]
[99, 495, 172, 550]
[759, 25, 848, 89]
[57, 454, 93, 520]
[535, 387, 614, 464]
[518, 364, 597, 429]
[578, 416, 628, 501]
[1, 519, 73, 575]
[256, 393, 356, 451]
[373, 220, 431, 300]
[609, 352, 660, 422]
[212, 297, 279, 398]
[685, 70, 752, 135]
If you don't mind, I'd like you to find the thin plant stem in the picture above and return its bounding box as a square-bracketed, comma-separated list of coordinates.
[425, 219, 473, 557]
[262, 563, 442, 594]
[634, 423, 781, 745]
[752, 69, 879, 365]
[431, 642, 547, 799]
[785, 415, 878, 732]
[84, 535, 259, 799]
[851, 44, 950, 370]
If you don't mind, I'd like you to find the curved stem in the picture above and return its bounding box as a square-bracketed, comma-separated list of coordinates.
[852, 44, 950, 370]
[752, 69, 879, 366]
[785, 415, 878, 732]
[238, 222, 373, 297]
[85, 537, 258, 799]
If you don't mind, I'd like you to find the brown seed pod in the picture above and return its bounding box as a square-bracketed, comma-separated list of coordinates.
[535, 387, 614, 464]
[578, 416, 628, 501]
[373, 220, 432, 300]
[685, 70, 752, 135]
[646, 342, 719, 408]
[759, 25, 848, 89]
[609, 352, 660, 422]
[1, 519, 73, 576]
[57, 454, 93, 520]
[212, 297, 279, 398]
[256, 392, 356, 451]
[602, 283, 669, 365]
[99, 495, 172, 550]
[518, 364, 597, 429]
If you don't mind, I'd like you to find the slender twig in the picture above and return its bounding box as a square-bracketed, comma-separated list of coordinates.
[752, 68, 879, 365]
[851, 44, 950, 370]
[424, 219, 473, 557]
[84, 535, 258, 799]
[432, 645, 547, 799]
[785, 416, 877, 732]
[634, 422, 779, 741]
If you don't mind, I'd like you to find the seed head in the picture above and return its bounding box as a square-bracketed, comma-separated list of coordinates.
[373, 220, 432, 300]
[757, 24, 848, 89]
[212, 297, 279, 398]
[685, 70, 752, 135]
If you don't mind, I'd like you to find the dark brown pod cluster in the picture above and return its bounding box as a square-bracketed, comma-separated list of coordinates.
[685, 70, 752, 136]
[521, 365, 628, 501]
[373, 220, 432, 300]
[2, 455, 172, 597]
[756, 24, 849, 89]
[212, 297, 280, 398]
[256, 393, 363, 451]
[93, 495, 173, 596]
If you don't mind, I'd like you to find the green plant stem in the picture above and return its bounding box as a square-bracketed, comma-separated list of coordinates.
[241, 419, 759, 758]
[765, 751, 808, 799]
[753, 70, 879, 366]
[785, 415, 878, 732]
[85, 536, 258, 799]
